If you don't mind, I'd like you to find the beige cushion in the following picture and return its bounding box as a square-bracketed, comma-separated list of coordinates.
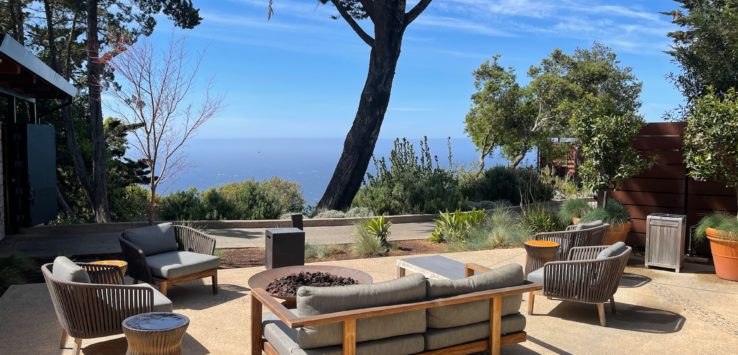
[296, 274, 427, 349]
[52, 256, 90, 283]
[124, 223, 178, 256]
[146, 251, 219, 279]
[426, 263, 524, 328]
[263, 312, 425, 355]
[423, 314, 527, 350]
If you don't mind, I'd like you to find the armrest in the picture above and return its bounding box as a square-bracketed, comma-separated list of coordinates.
[567, 246, 608, 261]
[79, 263, 124, 285]
[252, 282, 543, 329]
[542, 259, 619, 302]
[119, 237, 154, 283]
[464, 263, 491, 276]
[173, 225, 217, 255]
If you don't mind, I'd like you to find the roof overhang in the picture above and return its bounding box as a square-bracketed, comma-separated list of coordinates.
[0, 34, 77, 100]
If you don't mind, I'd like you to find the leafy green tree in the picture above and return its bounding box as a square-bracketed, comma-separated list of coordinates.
[664, 0, 738, 114]
[270, 0, 434, 210]
[684, 87, 738, 212]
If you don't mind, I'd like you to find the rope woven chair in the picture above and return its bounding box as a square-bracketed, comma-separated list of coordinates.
[42, 261, 168, 355]
[527, 244, 632, 326]
[533, 223, 609, 260]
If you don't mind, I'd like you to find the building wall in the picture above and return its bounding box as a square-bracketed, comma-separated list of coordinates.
[0, 124, 4, 240]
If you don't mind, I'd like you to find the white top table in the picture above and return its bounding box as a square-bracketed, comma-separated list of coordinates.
[396, 255, 466, 280]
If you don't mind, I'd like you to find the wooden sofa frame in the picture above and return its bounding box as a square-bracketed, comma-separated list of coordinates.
[250, 263, 543, 355]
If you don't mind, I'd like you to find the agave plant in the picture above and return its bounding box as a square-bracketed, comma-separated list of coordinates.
[430, 209, 487, 243]
[364, 215, 392, 247]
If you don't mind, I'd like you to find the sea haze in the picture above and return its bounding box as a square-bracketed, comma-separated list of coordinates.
[163, 137, 537, 204]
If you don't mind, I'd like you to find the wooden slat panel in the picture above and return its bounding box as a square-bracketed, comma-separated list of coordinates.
[624, 205, 684, 220]
[637, 164, 686, 179]
[619, 178, 685, 194]
[647, 150, 685, 165]
[638, 122, 685, 136]
[632, 136, 683, 150]
[687, 195, 737, 211]
[688, 181, 736, 196]
[610, 191, 684, 208]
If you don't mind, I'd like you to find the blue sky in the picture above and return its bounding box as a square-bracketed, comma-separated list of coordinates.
[146, 0, 684, 139]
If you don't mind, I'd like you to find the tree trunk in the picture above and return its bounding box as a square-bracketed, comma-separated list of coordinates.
[86, 0, 110, 222]
[508, 141, 530, 169]
[478, 151, 486, 172]
[148, 183, 157, 225]
[317, 5, 405, 211]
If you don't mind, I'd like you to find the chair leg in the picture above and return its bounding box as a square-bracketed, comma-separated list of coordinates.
[610, 297, 616, 314]
[597, 303, 607, 327]
[159, 280, 169, 296]
[59, 329, 68, 349]
[527, 292, 535, 315]
[212, 273, 219, 294]
[72, 338, 82, 355]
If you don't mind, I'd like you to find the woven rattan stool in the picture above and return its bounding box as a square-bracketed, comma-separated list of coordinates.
[123, 312, 189, 355]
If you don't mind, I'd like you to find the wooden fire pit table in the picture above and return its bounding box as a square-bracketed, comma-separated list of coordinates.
[248, 265, 373, 308]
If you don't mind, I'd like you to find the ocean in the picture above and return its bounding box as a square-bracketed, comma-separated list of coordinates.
[164, 137, 537, 204]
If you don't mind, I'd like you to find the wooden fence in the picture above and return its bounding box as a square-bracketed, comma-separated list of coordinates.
[608, 122, 736, 254]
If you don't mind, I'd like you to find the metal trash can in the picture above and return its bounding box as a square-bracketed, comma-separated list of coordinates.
[645, 213, 687, 272]
[265, 228, 305, 269]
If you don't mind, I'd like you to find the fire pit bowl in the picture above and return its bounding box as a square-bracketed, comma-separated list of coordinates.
[248, 265, 373, 307]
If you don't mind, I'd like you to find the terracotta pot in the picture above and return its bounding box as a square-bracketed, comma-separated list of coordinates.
[602, 221, 632, 245]
[706, 228, 738, 281]
[572, 217, 581, 225]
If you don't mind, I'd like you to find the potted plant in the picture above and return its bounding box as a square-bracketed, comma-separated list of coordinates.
[558, 199, 592, 225]
[580, 199, 631, 245]
[684, 88, 738, 281]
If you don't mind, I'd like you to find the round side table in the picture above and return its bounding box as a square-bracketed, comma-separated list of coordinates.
[90, 259, 128, 275]
[524, 240, 560, 277]
[123, 312, 189, 355]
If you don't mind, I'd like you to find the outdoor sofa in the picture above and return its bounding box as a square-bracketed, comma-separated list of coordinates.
[526, 242, 632, 326]
[251, 263, 542, 355]
[120, 222, 220, 296]
[533, 220, 609, 260]
[42, 256, 172, 355]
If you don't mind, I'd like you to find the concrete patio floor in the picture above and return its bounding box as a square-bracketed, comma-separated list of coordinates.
[1, 248, 737, 354]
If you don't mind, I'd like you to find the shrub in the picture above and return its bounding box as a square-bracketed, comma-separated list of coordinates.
[201, 188, 234, 219]
[353, 216, 392, 257]
[314, 210, 347, 219]
[305, 244, 348, 260]
[522, 206, 567, 234]
[465, 199, 512, 210]
[345, 207, 373, 218]
[262, 177, 305, 214]
[558, 199, 592, 224]
[581, 199, 630, 225]
[460, 166, 553, 205]
[353, 137, 463, 215]
[157, 188, 204, 221]
[220, 180, 282, 220]
[695, 213, 738, 242]
[110, 185, 150, 222]
[448, 209, 528, 251]
[430, 209, 487, 243]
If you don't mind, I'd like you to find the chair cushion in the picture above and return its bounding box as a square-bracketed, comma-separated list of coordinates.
[596, 241, 628, 260]
[296, 273, 427, 349]
[574, 220, 603, 230]
[263, 312, 425, 355]
[138, 283, 174, 312]
[423, 314, 527, 350]
[124, 223, 178, 256]
[145, 251, 220, 279]
[526, 267, 544, 284]
[426, 263, 524, 328]
[52, 256, 90, 283]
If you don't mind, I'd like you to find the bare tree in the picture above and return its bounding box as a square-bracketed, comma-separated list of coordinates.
[105, 36, 223, 224]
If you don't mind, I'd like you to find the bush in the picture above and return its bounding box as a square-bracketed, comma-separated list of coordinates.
[581, 199, 630, 225]
[353, 138, 463, 215]
[314, 210, 347, 219]
[430, 209, 486, 243]
[465, 199, 512, 210]
[460, 166, 553, 205]
[448, 209, 528, 251]
[262, 177, 305, 214]
[110, 185, 150, 222]
[345, 207, 373, 218]
[558, 199, 592, 224]
[695, 213, 738, 242]
[201, 188, 234, 220]
[305, 244, 348, 261]
[353, 216, 392, 257]
[220, 180, 282, 220]
[522, 206, 567, 234]
[158, 188, 204, 221]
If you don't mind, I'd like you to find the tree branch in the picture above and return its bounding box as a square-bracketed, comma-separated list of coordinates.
[359, 0, 374, 21]
[331, 0, 374, 47]
[405, 0, 432, 27]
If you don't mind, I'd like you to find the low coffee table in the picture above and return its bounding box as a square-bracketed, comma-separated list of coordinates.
[523, 240, 560, 276]
[248, 265, 373, 308]
[396, 255, 466, 280]
[123, 312, 189, 355]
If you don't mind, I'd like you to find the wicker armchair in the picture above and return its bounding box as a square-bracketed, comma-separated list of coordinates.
[42, 257, 172, 355]
[120, 223, 219, 296]
[533, 223, 609, 260]
[526, 243, 632, 326]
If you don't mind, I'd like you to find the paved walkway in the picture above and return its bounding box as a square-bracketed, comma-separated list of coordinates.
[0, 222, 436, 258]
[1, 248, 735, 354]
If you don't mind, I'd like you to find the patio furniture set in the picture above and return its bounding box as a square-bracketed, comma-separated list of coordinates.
[41, 219, 630, 354]
[42, 223, 219, 355]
